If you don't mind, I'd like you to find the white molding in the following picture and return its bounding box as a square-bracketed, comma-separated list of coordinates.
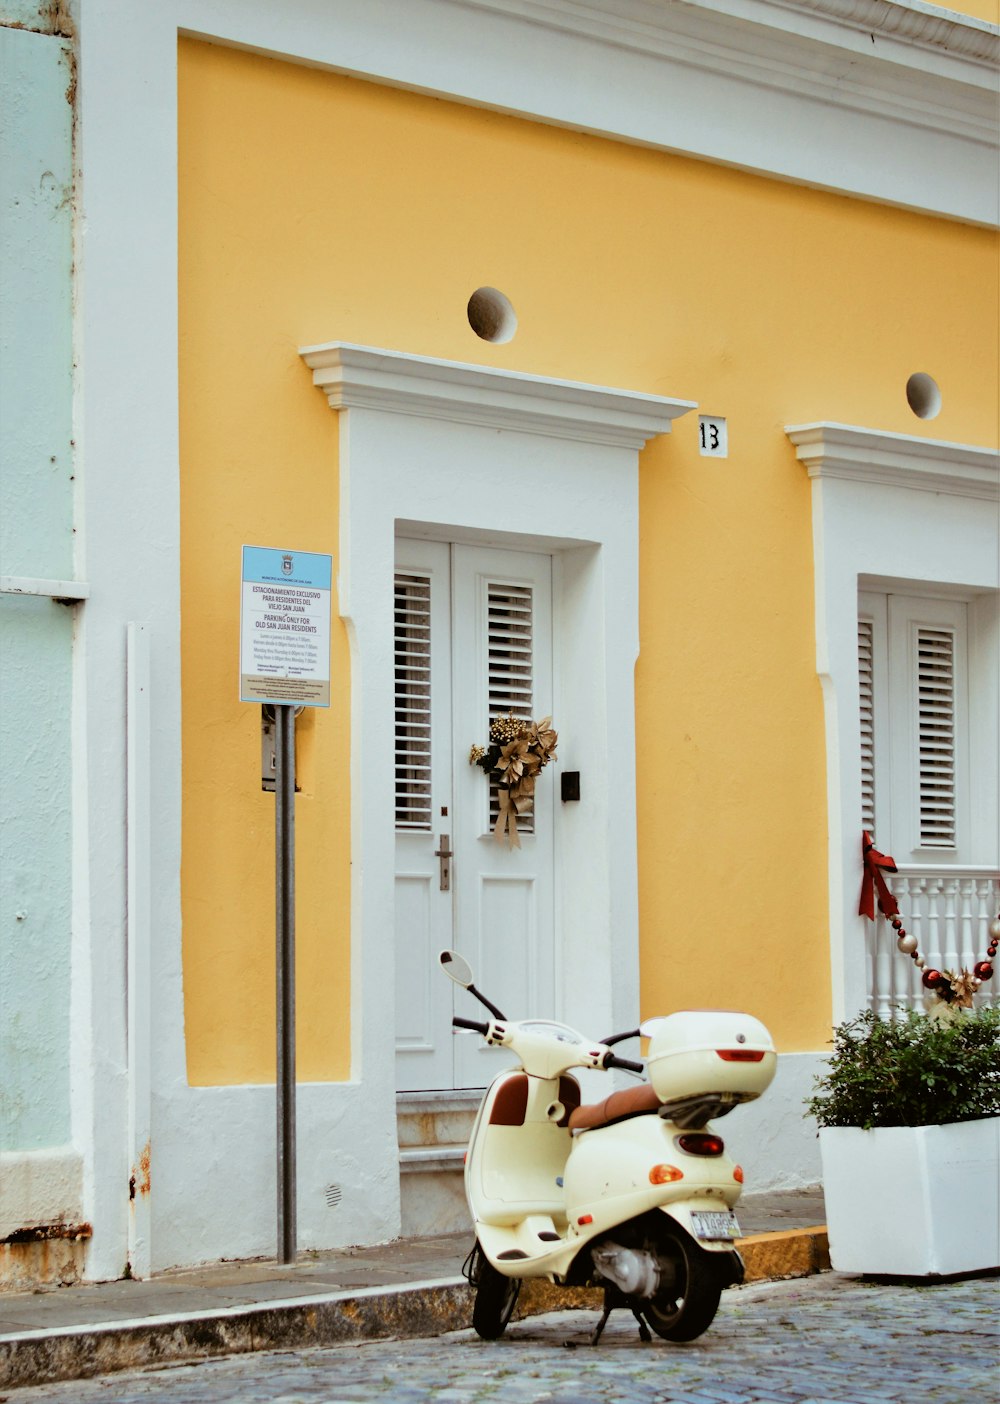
[0, 1148, 83, 1237]
[398, 1146, 466, 1173]
[790, 420, 999, 1023]
[786, 422, 1000, 500]
[126, 623, 152, 1279]
[730, 0, 998, 58]
[438, 0, 999, 175]
[171, 0, 998, 222]
[300, 343, 695, 450]
[455, 0, 1000, 91]
[0, 576, 89, 601]
[301, 340, 666, 1206]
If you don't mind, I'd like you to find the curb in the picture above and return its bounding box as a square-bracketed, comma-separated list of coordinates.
[0, 1227, 829, 1390]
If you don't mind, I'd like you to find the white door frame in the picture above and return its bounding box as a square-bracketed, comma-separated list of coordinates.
[302, 343, 694, 1124]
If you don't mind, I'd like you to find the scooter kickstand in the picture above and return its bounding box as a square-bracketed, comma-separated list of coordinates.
[631, 1308, 652, 1343]
[588, 1290, 615, 1346]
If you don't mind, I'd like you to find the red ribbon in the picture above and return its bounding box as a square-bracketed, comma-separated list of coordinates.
[859, 830, 899, 920]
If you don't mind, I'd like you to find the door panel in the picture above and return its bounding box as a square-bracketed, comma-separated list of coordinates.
[394, 539, 453, 1090]
[394, 538, 554, 1091]
[451, 545, 553, 1088]
[393, 873, 436, 1051]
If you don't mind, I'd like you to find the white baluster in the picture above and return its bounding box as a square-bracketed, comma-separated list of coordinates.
[865, 913, 877, 1016]
[925, 876, 944, 982]
[979, 878, 1000, 1010]
[909, 875, 928, 1015]
[957, 878, 976, 975]
[941, 876, 959, 977]
[864, 867, 999, 1018]
[895, 879, 910, 1020]
[874, 913, 894, 1021]
[904, 870, 921, 1016]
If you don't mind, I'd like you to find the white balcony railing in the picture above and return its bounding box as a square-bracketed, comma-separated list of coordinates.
[867, 867, 1000, 1020]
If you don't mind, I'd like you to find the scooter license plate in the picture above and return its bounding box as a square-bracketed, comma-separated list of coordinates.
[690, 1210, 741, 1241]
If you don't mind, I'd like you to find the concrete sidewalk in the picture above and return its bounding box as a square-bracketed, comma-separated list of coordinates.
[0, 1189, 828, 1390]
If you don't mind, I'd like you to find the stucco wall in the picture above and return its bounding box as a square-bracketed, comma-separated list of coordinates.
[0, 22, 75, 1159]
[37, 0, 991, 1277]
[177, 38, 999, 1083]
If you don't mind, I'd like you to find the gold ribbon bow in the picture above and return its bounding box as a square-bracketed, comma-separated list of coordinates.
[488, 718, 557, 848]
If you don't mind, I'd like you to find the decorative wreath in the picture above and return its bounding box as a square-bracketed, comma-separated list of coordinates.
[469, 715, 558, 848]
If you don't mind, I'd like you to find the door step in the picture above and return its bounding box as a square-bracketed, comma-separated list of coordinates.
[397, 1090, 480, 1237]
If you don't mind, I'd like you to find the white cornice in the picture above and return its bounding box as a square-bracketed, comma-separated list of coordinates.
[767, 0, 999, 61]
[300, 343, 695, 449]
[446, 0, 999, 166]
[454, 0, 998, 85]
[785, 422, 1000, 499]
[175, 0, 999, 222]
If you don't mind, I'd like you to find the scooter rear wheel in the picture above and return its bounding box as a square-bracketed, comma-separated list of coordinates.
[644, 1228, 722, 1343]
[472, 1257, 521, 1340]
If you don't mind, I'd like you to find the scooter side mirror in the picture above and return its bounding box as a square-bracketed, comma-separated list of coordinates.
[439, 949, 474, 988]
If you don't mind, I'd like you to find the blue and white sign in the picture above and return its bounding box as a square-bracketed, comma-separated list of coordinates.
[240, 546, 333, 707]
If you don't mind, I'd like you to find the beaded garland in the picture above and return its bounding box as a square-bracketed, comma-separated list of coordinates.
[860, 832, 1000, 1008]
[894, 911, 999, 1007]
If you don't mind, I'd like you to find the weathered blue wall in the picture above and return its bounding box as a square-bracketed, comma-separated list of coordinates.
[0, 19, 75, 1151]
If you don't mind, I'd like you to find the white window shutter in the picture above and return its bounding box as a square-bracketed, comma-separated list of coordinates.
[487, 582, 533, 722]
[394, 571, 433, 831]
[884, 593, 969, 859]
[858, 616, 877, 839]
[915, 626, 957, 848]
[486, 581, 534, 833]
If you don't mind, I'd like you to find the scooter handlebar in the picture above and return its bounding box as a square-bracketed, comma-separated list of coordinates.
[603, 1052, 645, 1074]
[453, 1016, 490, 1036]
[450, 1016, 643, 1073]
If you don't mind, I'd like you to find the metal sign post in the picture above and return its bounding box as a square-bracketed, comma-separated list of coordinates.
[274, 702, 297, 1263]
[239, 545, 333, 1265]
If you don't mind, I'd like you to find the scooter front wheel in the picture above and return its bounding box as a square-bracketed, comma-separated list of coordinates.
[472, 1257, 521, 1340]
[644, 1227, 722, 1343]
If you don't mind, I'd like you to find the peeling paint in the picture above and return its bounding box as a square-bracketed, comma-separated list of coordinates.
[1, 1220, 91, 1244]
[128, 1141, 151, 1209]
[0, 1222, 91, 1293]
[0, 3, 74, 38]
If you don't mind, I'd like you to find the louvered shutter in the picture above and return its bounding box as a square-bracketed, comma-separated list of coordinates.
[858, 617, 876, 838]
[486, 581, 534, 834]
[394, 571, 432, 831]
[867, 591, 969, 860]
[915, 626, 956, 848]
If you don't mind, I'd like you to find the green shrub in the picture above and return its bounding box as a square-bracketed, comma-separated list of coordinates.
[807, 1006, 1000, 1130]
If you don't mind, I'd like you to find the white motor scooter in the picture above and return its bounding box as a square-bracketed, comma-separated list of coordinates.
[440, 950, 776, 1344]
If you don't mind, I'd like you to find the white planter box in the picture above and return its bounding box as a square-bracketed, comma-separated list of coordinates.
[820, 1117, 1000, 1276]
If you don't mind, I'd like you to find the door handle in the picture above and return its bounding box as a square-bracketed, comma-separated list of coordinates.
[435, 834, 453, 892]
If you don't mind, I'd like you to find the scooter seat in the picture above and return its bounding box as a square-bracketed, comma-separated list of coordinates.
[568, 1082, 660, 1131]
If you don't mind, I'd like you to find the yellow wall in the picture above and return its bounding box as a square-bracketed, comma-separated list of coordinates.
[178, 39, 999, 1082]
[940, 0, 998, 21]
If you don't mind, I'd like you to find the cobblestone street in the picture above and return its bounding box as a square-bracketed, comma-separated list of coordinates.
[3, 1273, 996, 1404]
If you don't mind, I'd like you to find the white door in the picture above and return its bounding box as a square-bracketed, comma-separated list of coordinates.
[394, 538, 555, 1090]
